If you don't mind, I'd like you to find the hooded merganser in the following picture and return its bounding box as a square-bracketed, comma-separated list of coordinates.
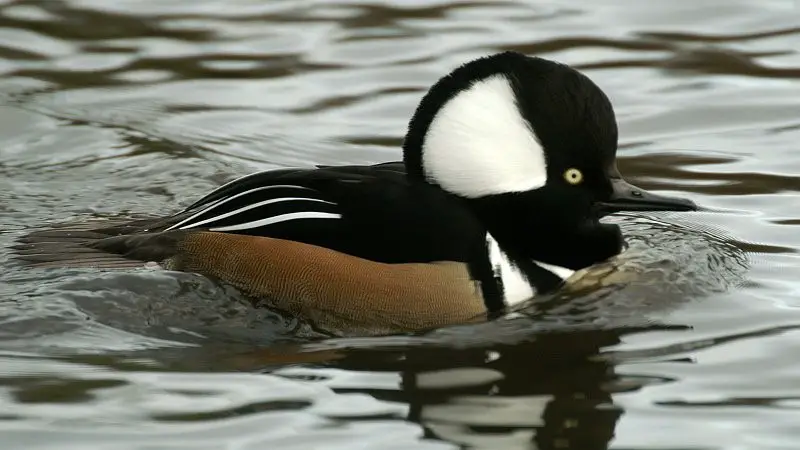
[14, 51, 696, 336]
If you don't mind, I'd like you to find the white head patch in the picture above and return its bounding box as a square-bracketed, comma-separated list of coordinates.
[422, 75, 548, 198]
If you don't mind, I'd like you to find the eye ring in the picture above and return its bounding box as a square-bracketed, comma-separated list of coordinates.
[563, 168, 583, 185]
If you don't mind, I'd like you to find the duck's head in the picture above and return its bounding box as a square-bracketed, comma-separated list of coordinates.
[403, 51, 696, 273]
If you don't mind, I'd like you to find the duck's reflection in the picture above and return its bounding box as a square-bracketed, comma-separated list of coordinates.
[226, 322, 686, 450]
[338, 330, 631, 449]
[80, 312, 691, 449]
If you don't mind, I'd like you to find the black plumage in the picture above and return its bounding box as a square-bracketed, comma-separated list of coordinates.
[12, 51, 697, 333]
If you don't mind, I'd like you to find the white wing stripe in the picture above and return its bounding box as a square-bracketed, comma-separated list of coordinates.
[178, 197, 335, 230]
[165, 184, 313, 231]
[209, 212, 341, 232]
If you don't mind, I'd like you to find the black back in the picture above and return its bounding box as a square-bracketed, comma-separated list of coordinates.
[160, 162, 506, 310]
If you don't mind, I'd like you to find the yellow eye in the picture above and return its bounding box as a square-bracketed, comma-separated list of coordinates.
[563, 168, 583, 185]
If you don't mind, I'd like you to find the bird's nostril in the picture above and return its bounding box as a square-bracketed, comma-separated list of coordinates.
[631, 190, 643, 197]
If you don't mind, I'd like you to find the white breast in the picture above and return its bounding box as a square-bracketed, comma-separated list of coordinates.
[486, 233, 575, 306]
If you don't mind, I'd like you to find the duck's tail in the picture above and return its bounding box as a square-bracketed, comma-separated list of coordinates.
[11, 217, 179, 269]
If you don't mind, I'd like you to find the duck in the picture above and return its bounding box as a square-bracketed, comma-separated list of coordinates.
[13, 51, 697, 336]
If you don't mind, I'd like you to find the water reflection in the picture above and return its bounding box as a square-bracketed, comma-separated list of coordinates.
[229, 325, 676, 450]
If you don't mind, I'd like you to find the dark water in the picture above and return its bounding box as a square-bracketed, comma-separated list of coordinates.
[1, 0, 799, 448]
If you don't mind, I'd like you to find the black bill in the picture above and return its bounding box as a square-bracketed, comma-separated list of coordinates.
[594, 176, 697, 217]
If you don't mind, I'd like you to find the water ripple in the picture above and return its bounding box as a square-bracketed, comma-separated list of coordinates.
[0, 0, 798, 449]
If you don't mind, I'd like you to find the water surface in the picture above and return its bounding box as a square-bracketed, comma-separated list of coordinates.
[1, 0, 799, 448]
